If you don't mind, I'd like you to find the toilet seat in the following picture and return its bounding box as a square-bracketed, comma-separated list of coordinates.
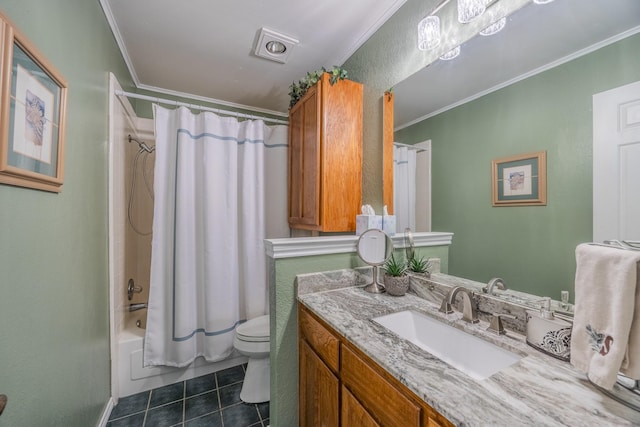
[236, 315, 270, 342]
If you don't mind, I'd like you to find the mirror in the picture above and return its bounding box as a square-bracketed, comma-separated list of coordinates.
[389, 0, 640, 304]
[394, 0, 640, 126]
[357, 229, 394, 293]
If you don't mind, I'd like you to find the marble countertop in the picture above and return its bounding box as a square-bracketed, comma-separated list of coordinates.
[296, 271, 640, 427]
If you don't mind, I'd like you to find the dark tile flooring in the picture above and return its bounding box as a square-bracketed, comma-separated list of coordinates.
[107, 364, 269, 427]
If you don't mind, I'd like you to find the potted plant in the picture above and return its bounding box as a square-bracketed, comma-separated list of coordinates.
[288, 66, 349, 109]
[408, 255, 432, 278]
[383, 254, 410, 296]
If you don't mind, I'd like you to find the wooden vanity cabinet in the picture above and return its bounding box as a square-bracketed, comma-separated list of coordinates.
[299, 303, 340, 426]
[288, 73, 363, 232]
[298, 305, 454, 427]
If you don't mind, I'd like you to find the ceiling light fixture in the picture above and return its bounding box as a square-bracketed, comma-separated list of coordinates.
[265, 40, 287, 55]
[417, 0, 450, 52]
[440, 45, 461, 60]
[457, 0, 486, 23]
[533, 0, 555, 4]
[479, 16, 506, 36]
[254, 28, 298, 64]
[418, 15, 441, 50]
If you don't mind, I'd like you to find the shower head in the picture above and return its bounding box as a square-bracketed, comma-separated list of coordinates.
[128, 134, 155, 153]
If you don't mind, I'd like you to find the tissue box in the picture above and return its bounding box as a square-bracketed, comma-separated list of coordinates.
[356, 215, 382, 235]
[382, 215, 396, 236]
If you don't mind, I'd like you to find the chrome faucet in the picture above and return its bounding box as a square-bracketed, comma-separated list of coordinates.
[483, 277, 507, 295]
[439, 286, 479, 323]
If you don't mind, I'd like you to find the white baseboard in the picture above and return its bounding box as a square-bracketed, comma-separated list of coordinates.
[97, 397, 115, 427]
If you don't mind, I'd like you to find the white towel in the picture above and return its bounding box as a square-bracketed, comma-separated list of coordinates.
[570, 243, 640, 390]
[621, 262, 640, 379]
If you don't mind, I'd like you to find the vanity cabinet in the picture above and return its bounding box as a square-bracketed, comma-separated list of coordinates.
[298, 304, 454, 427]
[288, 73, 363, 232]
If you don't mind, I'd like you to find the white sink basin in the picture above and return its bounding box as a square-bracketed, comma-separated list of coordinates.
[372, 310, 522, 380]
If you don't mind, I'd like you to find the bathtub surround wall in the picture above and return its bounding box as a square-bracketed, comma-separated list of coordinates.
[109, 75, 154, 400]
[0, 2, 134, 425]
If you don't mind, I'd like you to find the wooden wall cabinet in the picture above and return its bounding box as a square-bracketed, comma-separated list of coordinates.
[299, 304, 454, 427]
[288, 73, 363, 232]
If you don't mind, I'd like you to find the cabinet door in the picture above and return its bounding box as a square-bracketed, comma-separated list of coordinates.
[288, 84, 320, 229]
[301, 85, 320, 226]
[342, 385, 380, 427]
[288, 104, 303, 222]
[299, 339, 339, 427]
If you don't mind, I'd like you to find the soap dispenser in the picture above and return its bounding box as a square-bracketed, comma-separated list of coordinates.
[525, 297, 572, 361]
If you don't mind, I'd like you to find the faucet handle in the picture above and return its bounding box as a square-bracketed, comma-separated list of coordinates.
[487, 313, 516, 335]
[439, 298, 453, 314]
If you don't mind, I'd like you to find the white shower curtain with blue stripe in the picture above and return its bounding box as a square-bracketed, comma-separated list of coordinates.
[394, 145, 417, 232]
[144, 105, 288, 367]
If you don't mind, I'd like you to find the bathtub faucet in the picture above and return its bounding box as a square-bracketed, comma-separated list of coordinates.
[128, 303, 148, 312]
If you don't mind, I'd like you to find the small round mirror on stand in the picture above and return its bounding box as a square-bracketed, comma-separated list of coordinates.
[357, 229, 394, 293]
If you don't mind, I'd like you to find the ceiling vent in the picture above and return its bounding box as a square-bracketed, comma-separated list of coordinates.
[254, 28, 298, 64]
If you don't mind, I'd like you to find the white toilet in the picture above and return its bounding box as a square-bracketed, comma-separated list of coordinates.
[233, 314, 270, 403]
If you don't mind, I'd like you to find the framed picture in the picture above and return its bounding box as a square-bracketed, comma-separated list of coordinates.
[0, 12, 67, 192]
[492, 151, 546, 206]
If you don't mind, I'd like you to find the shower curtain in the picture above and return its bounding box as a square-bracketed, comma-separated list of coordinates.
[144, 105, 288, 367]
[394, 145, 417, 232]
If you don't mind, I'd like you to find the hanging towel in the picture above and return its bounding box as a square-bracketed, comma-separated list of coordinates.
[621, 261, 640, 380]
[570, 243, 640, 390]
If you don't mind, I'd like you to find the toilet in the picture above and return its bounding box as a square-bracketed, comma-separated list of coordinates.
[233, 314, 270, 403]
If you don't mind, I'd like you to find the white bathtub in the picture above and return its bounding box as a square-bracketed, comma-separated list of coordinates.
[117, 312, 247, 397]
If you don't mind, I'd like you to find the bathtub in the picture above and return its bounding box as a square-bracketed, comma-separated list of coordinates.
[117, 311, 247, 397]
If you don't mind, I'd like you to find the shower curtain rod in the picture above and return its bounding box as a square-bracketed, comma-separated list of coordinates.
[394, 142, 427, 152]
[115, 90, 289, 125]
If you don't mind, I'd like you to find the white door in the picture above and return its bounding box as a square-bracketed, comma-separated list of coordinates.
[593, 80, 640, 243]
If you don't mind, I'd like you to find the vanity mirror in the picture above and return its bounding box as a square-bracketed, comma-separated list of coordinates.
[357, 228, 394, 293]
[388, 0, 640, 304]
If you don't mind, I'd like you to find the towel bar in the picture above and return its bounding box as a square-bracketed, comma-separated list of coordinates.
[589, 240, 640, 251]
[591, 373, 640, 412]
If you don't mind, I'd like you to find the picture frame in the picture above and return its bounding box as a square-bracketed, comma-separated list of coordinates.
[0, 12, 67, 192]
[492, 151, 546, 206]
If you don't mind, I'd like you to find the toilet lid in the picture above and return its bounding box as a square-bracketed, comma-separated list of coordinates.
[236, 315, 270, 342]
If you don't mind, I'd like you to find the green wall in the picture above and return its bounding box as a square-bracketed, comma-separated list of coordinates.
[394, 34, 640, 300]
[0, 1, 133, 426]
[343, 0, 529, 210]
[270, 246, 449, 427]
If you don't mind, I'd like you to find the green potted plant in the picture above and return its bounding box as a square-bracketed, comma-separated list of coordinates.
[408, 255, 432, 278]
[383, 254, 410, 296]
[288, 66, 349, 109]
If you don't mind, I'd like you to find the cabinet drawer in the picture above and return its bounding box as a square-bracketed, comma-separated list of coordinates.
[342, 345, 421, 427]
[298, 306, 340, 372]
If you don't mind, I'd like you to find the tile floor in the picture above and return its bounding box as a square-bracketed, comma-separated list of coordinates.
[107, 364, 269, 427]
